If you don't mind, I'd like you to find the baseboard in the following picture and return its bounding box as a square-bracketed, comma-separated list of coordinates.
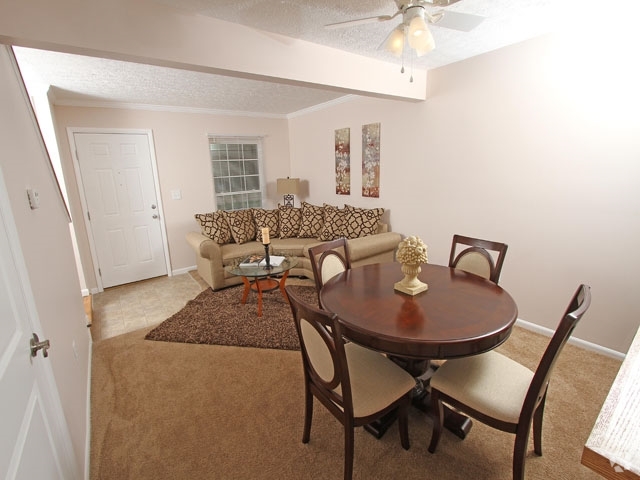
[81, 288, 90, 297]
[515, 319, 625, 360]
[172, 265, 196, 276]
[84, 334, 92, 480]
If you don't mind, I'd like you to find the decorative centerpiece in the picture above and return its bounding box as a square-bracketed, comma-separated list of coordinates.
[394, 235, 429, 295]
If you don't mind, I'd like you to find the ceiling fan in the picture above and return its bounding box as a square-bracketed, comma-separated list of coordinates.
[325, 0, 484, 57]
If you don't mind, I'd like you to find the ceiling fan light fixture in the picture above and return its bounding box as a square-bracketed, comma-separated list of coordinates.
[411, 26, 435, 56]
[407, 8, 428, 40]
[383, 25, 405, 57]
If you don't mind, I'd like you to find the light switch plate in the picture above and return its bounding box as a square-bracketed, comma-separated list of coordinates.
[27, 189, 40, 209]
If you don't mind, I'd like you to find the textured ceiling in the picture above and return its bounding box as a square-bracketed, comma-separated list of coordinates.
[14, 0, 575, 116]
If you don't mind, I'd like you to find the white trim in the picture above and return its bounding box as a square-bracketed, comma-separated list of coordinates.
[84, 335, 92, 480]
[287, 95, 357, 119]
[51, 94, 357, 120]
[54, 98, 289, 119]
[172, 265, 197, 276]
[515, 318, 625, 360]
[67, 128, 172, 290]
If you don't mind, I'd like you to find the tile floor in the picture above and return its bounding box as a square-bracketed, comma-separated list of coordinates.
[89, 272, 207, 342]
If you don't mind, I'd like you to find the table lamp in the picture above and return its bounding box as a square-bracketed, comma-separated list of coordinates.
[277, 177, 300, 207]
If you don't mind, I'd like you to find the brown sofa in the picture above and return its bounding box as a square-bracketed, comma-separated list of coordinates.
[186, 203, 402, 291]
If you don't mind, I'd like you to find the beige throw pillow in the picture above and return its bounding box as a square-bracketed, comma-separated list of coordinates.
[319, 204, 346, 241]
[298, 202, 325, 238]
[343, 204, 384, 239]
[223, 209, 256, 244]
[278, 205, 302, 239]
[194, 212, 232, 244]
[253, 208, 279, 243]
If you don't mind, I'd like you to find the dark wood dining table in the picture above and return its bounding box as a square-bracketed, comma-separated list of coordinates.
[319, 261, 518, 438]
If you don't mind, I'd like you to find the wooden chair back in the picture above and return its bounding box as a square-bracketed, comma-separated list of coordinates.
[449, 234, 508, 283]
[308, 238, 351, 307]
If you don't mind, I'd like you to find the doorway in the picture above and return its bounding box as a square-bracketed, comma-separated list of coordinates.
[71, 130, 169, 290]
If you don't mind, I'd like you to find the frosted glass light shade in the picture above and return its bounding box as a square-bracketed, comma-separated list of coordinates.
[408, 15, 428, 43]
[411, 27, 435, 56]
[383, 26, 405, 57]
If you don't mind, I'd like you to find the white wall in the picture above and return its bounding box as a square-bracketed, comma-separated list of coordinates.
[289, 34, 640, 354]
[53, 106, 291, 290]
[0, 46, 89, 477]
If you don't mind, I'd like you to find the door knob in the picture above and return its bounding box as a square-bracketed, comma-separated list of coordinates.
[30, 333, 51, 358]
[151, 204, 157, 209]
[152, 214, 158, 219]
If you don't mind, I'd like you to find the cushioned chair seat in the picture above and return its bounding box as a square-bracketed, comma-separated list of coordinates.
[430, 351, 533, 424]
[343, 343, 417, 418]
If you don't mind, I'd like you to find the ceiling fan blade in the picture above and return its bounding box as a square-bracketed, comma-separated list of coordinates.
[420, 0, 464, 6]
[429, 10, 484, 32]
[325, 13, 397, 30]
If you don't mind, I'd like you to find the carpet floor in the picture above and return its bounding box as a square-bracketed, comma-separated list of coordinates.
[91, 315, 622, 479]
[145, 284, 317, 350]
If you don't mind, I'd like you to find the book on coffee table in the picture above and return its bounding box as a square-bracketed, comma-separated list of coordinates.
[259, 255, 286, 267]
[239, 254, 263, 268]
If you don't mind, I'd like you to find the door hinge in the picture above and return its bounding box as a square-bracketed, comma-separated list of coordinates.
[87, 211, 91, 221]
[98, 268, 102, 277]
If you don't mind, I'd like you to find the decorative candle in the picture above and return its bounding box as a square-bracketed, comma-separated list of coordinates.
[261, 227, 270, 245]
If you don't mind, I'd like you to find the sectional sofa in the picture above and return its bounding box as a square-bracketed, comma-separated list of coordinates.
[186, 202, 402, 291]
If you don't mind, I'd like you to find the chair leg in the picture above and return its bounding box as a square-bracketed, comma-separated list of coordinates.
[344, 423, 355, 480]
[302, 387, 313, 444]
[533, 393, 546, 456]
[513, 427, 530, 480]
[428, 390, 444, 454]
[398, 401, 410, 450]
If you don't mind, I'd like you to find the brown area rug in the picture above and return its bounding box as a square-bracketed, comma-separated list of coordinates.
[144, 284, 317, 350]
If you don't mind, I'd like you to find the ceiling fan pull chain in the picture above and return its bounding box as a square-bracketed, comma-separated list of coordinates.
[410, 52, 414, 83]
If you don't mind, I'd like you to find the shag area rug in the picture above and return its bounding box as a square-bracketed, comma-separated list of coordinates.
[144, 284, 317, 350]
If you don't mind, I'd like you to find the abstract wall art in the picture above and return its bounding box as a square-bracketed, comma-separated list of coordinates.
[334, 127, 350, 195]
[362, 122, 380, 198]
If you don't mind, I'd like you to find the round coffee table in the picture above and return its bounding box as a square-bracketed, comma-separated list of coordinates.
[227, 257, 298, 317]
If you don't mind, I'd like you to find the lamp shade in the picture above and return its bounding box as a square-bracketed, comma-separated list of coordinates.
[277, 177, 300, 195]
[408, 14, 428, 42]
[410, 26, 435, 56]
[383, 25, 405, 57]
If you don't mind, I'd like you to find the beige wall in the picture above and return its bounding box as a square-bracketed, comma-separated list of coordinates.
[289, 34, 640, 354]
[53, 33, 640, 354]
[0, 46, 88, 477]
[53, 106, 291, 290]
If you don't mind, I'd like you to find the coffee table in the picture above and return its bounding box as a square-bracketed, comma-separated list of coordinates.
[227, 257, 298, 317]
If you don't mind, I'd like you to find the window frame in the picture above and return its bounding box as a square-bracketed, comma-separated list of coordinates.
[208, 135, 265, 211]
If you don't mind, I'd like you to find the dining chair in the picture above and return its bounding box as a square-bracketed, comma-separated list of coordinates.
[286, 286, 416, 480]
[449, 234, 508, 283]
[308, 237, 352, 308]
[427, 284, 591, 480]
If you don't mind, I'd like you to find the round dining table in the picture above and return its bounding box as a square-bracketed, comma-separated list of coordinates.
[320, 262, 518, 360]
[320, 261, 518, 439]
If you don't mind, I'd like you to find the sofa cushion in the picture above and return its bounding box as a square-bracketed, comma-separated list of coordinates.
[343, 205, 385, 239]
[298, 202, 325, 239]
[279, 205, 302, 238]
[223, 209, 256, 244]
[194, 212, 232, 244]
[271, 237, 320, 258]
[252, 208, 279, 242]
[319, 204, 346, 241]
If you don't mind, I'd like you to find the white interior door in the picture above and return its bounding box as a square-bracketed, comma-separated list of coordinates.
[0, 175, 67, 480]
[74, 132, 167, 288]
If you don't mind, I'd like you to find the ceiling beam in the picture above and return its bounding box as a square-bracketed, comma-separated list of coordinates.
[0, 0, 427, 101]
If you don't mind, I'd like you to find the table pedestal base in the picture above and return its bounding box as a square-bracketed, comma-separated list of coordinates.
[364, 361, 473, 440]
